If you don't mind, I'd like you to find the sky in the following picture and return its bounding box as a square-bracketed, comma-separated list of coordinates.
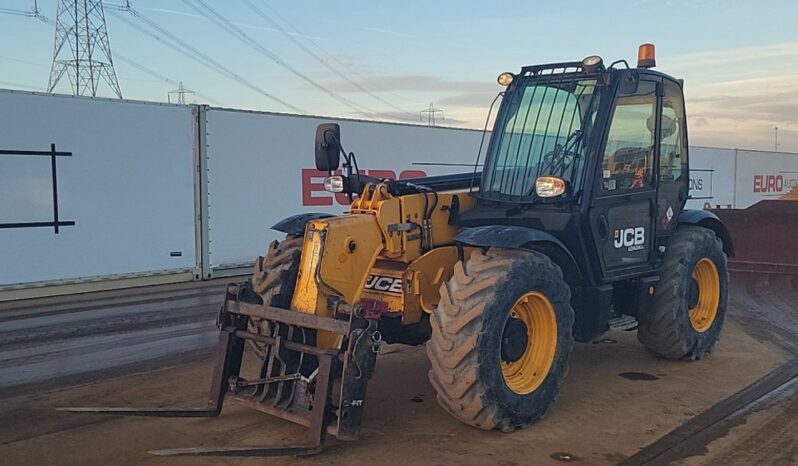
[1, 0, 797, 152]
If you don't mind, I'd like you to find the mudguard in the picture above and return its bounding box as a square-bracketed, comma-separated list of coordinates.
[455, 225, 581, 282]
[679, 209, 735, 256]
[272, 213, 334, 235]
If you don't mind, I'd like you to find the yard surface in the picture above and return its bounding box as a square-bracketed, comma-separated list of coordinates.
[0, 272, 796, 465]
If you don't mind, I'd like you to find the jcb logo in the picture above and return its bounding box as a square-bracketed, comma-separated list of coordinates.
[364, 275, 403, 294]
[614, 227, 645, 251]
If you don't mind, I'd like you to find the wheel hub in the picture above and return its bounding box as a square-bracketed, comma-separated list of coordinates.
[501, 318, 529, 363]
[500, 292, 558, 395]
[688, 258, 721, 333]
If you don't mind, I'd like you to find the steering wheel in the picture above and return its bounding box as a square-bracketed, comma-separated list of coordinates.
[524, 146, 578, 197]
[541, 144, 578, 176]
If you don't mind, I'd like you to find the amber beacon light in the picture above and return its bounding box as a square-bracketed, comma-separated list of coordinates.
[637, 43, 656, 68]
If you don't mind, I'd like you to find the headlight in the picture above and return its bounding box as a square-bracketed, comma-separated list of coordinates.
[535, 176, 566, 197]
[323, 175, 345, 193]
[497, 72, 514, 86]
[581, 55, 603, 73]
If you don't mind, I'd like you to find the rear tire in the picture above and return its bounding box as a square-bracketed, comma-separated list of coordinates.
[426, 248, 574, 431]
[638, 226, 729, 360]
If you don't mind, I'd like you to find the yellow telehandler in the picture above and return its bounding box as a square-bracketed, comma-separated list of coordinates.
[64, 44, 733, 457]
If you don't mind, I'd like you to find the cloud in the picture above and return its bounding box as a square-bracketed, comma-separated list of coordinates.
[658, 42, 798, 151]
[437, 91, 500, 108]
[311, 74, 500, 128]
[320, 43, 798, 151]
[354, 110, 468, 126]
[663, 42, 798, 69]
[321, 74, 496, 94]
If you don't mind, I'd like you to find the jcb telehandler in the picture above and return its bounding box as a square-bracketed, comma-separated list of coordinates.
[65, 44, 732, 456]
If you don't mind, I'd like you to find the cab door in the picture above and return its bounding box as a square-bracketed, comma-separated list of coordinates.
[589, 78, 659, 280]
[654, 79, 689, 248]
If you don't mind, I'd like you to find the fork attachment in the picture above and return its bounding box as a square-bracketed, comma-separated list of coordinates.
[59, 283, 381, 457]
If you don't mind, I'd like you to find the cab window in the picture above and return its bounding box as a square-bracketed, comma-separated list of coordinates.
[601, 81, 657, 192]
[660, 80, 687, 182]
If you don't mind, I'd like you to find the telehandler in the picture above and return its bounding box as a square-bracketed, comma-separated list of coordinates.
[64, 44, 732, 456]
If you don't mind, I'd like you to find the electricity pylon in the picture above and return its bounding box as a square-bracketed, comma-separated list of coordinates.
[47, 0, 122, 98]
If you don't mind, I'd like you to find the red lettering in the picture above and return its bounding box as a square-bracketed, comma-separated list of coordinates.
[335, 191, 350, 205]
[368, 170, 396, 180]
[301, 169, 430, 206]
[399, 170, 427, 179]
[753, 175, 763, 192]
[776, 175, 784, 192]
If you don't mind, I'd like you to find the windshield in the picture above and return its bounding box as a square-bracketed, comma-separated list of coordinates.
[481, 76, 601, 201]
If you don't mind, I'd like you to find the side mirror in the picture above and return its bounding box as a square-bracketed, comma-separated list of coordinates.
[315, 123, 341, 172]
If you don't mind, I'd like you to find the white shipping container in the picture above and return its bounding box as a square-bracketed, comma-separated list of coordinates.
[0, 90, 197, 287]
[734, 149, 798, 208]
[686, 146, 736, 209]
[203, 108, 484, 272]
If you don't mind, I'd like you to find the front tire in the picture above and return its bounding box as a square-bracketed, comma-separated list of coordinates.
[426, 248, 574, 431]
[638, 226, 729, 360]
[248, 234, 303, 357]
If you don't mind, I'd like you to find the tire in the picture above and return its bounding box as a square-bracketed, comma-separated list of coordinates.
[248, 234, 303, 357]
[638, 226, 729, 360]
[426, 248, 574, 432]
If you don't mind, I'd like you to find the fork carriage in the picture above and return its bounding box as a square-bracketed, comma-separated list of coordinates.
[63, 283, 381, 457]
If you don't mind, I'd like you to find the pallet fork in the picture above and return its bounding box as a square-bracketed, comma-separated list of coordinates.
[59, 283, 380, 457]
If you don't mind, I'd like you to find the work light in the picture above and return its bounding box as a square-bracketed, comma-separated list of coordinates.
[497, 72, 514, 86]
[581, 55, 604, 72]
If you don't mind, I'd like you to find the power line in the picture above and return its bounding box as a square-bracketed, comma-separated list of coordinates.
[0, 7, 35, 17]
[3, 4, 225, 107]
[113, 52, 225, 106]
[0, 1, 45, 19]
[114, 5, 300, 111]
[108, 5, 304, 113]
[183, 0, 377, 117]
[253, 1, 424, 116]
[242, 0, 417, 121]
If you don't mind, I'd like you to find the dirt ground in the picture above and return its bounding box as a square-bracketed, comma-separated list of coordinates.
[0, 318, 790, 466]
[680, 380, 798, 466]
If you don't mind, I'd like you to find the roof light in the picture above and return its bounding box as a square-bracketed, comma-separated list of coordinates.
[497, 72, 514, 86]
[535, 176, 566, 198]
[581, 55, 604, 72]
[637, 43, 656, 68]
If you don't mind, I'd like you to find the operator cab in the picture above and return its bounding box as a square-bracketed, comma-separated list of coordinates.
[460, 44, 690, 286]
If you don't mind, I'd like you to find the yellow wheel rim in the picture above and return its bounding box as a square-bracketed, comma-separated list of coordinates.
[501, 292, 558, 395]
[689, 258, 720, 333]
